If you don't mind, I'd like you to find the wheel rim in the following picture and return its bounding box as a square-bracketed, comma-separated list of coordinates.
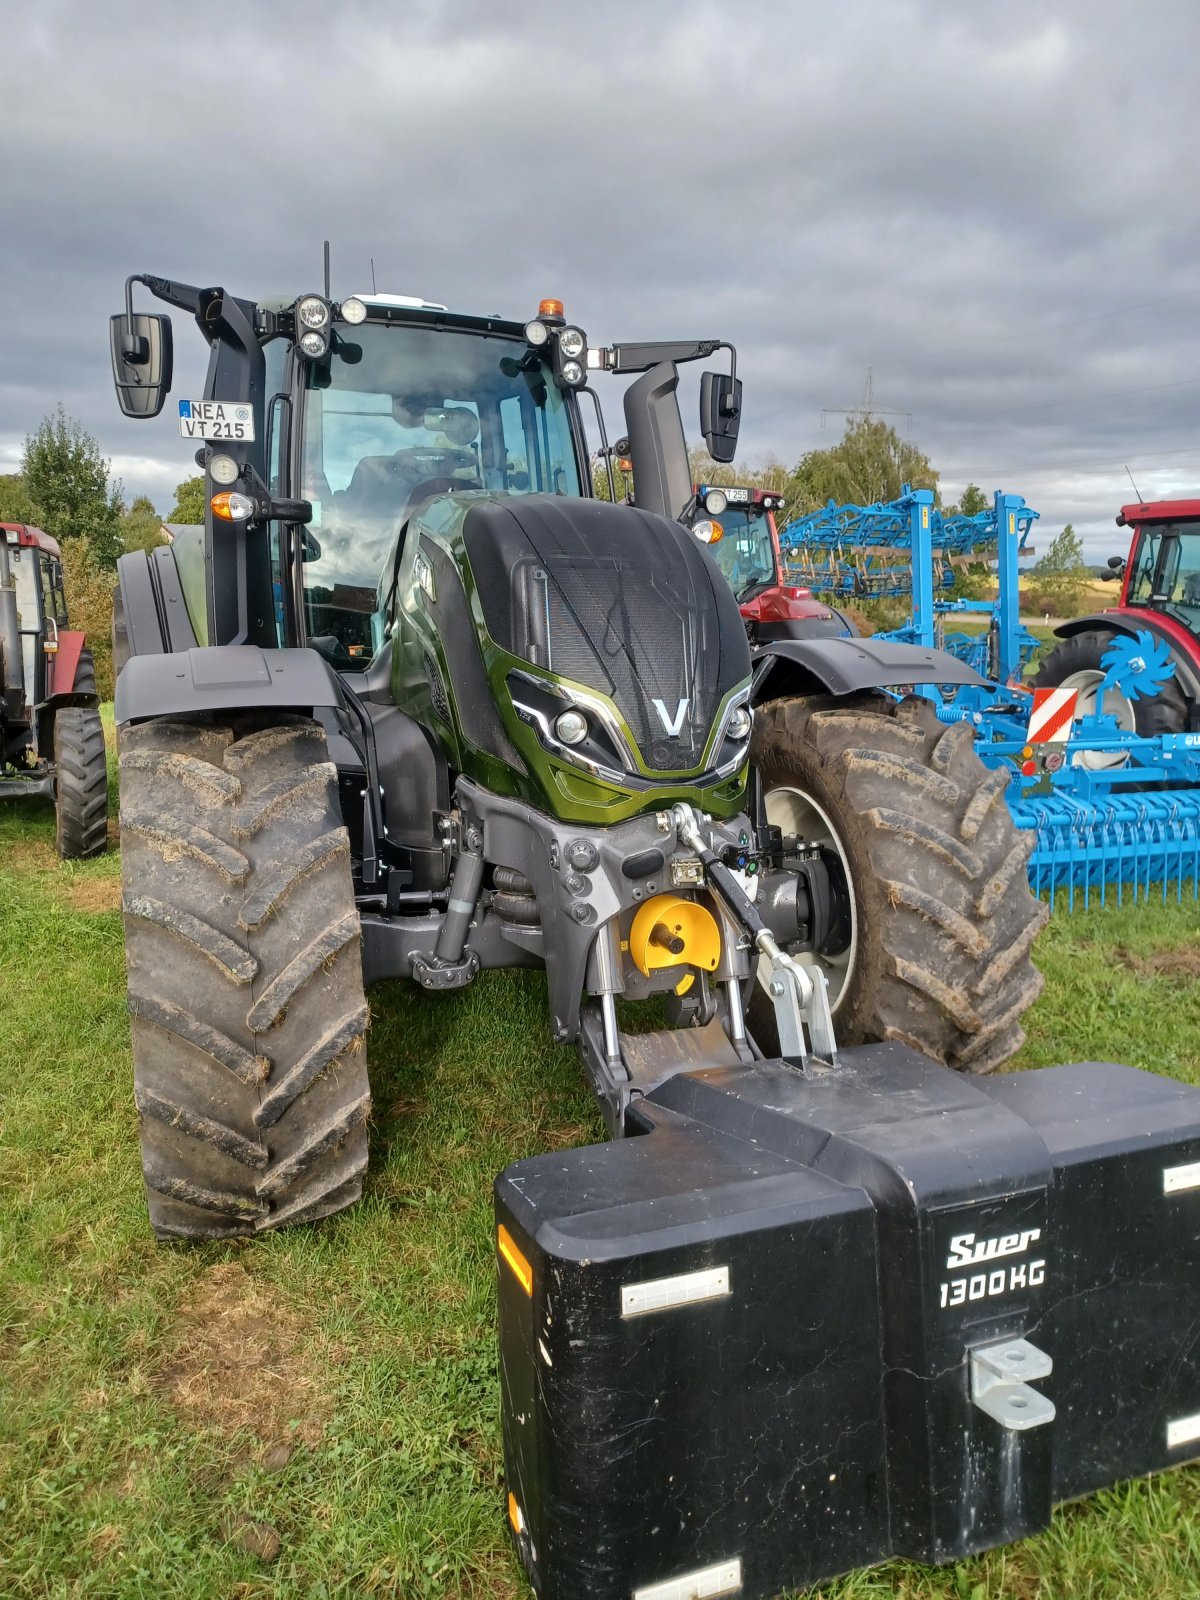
[761, 783, 858, 1014]
[1053, 668, 1136, 770]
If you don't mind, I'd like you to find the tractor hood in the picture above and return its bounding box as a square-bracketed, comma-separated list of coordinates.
[461, 495, 751, 775]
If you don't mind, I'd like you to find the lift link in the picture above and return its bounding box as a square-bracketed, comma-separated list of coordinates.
[670, 804, 837, 1068]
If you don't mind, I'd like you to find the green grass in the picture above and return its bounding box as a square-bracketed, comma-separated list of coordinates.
[1, 720, 1198, 1598]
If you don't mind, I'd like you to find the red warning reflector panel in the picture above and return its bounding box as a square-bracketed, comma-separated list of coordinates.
[1027, 686, 1079, 744]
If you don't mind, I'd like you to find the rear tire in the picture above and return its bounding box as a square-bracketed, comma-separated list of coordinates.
[54, 706, 108, 859]
[1033, 629, 1189, 753]
[750, 694, 1049, 1073]
[119, 715, 371, 1238]
[72, 646, 97, 698]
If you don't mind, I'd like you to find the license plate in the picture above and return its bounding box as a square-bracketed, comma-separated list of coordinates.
[178, 400, 256, 442]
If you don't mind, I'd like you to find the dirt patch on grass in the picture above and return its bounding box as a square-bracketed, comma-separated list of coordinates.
[6, 838, 59, 873]
[155, 1263, 331, 1453]
[64, 876, 122, 914]
[1117, 945, 1200, 981]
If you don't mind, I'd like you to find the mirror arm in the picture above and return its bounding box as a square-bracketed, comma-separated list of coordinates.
[579, 386, 617, 505]
[127, 273, 205, 317]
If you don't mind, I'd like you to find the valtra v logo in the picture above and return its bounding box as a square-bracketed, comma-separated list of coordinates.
[652, 697, 690, 737]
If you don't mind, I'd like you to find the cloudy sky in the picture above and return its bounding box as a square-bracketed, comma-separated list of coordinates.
[3, 0, 1198, 556]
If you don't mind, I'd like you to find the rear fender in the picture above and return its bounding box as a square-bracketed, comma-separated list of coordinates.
[51, 629, 86, 698]
[751, 637, 986, 704]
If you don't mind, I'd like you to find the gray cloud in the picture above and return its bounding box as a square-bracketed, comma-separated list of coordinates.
[2, 0, 1199, 557]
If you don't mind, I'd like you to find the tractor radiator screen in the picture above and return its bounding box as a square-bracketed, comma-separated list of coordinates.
[464, 497, 749, 771]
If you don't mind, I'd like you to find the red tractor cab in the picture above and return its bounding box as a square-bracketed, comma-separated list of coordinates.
[0, 523, 108, 856]
[1033, 499, 1200, 740]
[694, 484, 857, 643]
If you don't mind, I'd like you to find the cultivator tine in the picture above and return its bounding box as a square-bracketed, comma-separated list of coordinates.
[1012, 788, 1200, 911]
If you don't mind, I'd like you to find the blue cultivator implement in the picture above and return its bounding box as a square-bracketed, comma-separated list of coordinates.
[779, 489, 1200, 906]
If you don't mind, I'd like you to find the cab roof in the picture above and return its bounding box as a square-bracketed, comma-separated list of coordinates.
[1, 523, 61, 557]
[1118, 499, 1200, 526]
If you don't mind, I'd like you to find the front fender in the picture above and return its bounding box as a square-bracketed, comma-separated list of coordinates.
[751, 636, 987, 703]
[114, 645, 347, 724]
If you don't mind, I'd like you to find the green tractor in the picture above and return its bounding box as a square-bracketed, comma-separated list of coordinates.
[108, 272, 1045, 1238]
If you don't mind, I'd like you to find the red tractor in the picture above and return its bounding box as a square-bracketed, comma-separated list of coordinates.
[1033, 498, 1200, 738]
[693, 483, 857, 643]
[0, 523, 108, 856]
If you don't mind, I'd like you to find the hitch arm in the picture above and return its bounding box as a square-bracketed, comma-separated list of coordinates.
[671, 804, 838, 1068]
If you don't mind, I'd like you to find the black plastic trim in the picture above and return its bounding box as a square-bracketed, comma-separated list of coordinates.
[751, 637, 987, 701]
[114, 645, 346, 724]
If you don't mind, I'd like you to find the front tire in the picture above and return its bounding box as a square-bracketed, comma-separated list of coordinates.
[751, 694, 1049, 1073]
[54, 705, 108, 859]
[119, 715, 371, 1238]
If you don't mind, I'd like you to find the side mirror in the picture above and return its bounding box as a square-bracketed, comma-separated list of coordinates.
[1107, 555, 1126, 571]
[700, 371, 742, 464]
[110, 312, 173, 418]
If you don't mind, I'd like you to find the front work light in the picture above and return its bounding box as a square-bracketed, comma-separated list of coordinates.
[208, 453, 239, 485]
[559, 326, 586, 359]
[524, 319, 550, 347]
[339, 296, 367, 324]
[296, 295, 331, 329]
[702, 488, 728, 515]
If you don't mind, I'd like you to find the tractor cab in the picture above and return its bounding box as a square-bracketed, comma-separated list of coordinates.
[0, 523, 106, 855]
[1033, 497, 1200, 740]
[1113, 499, 1200, 645]
[108, 275, 743, 669]
[1, 524, 71, 714]
[693, 484, 855, 642]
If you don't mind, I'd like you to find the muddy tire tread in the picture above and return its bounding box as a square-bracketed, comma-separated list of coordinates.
[120, 714, 370, 1239]
[751, 693, 1048, 1073]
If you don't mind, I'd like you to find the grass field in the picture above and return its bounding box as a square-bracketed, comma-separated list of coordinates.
[2, 719, 1199, 1599]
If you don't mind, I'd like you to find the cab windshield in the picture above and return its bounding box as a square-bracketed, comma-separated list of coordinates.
[299, 321, 583, 662]
[707, 507, 777, 600]
[1126, 524, 1200, 633]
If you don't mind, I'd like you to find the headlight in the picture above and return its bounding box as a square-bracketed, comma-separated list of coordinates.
[340, 296, 367, 325]
[299, 330, 328, 358]
[559, 326, 586, 359]
[703, 488, 728, 515]
[559, 359, 584, 387]
[524, 319, 550, 347]
[297, 295, 331, 329]
[727, 706, 753, 740]
[554, 709, 589, 746]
